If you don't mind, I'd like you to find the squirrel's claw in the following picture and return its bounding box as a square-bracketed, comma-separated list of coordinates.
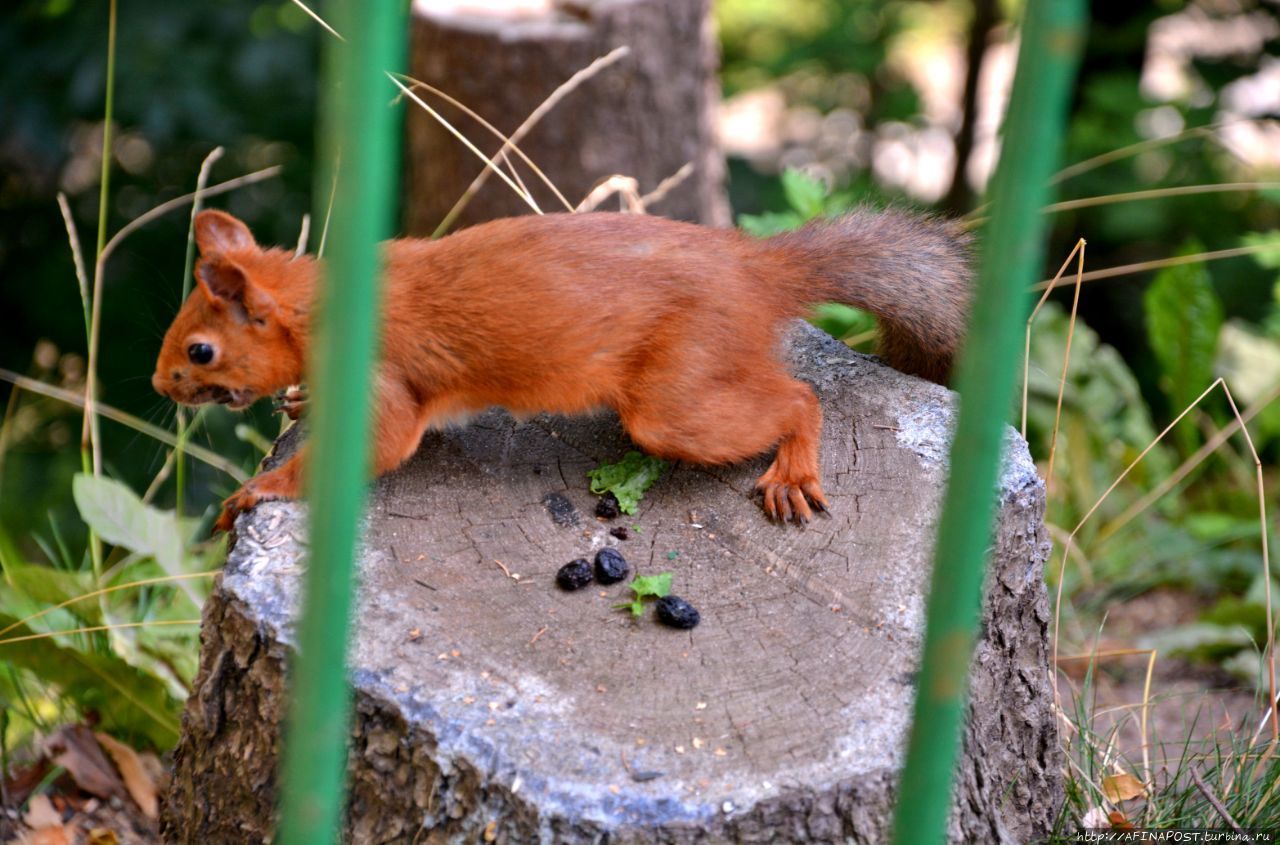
[273, 386, 309, 420]
[755, 476, 829, 526]
[213, 484, 266, 534]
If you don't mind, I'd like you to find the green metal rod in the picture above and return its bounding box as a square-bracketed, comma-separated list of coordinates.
[889, 2, 1085, 844]
[275, 0, 405, 842]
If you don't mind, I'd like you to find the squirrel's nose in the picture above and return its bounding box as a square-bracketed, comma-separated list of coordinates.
[151, 371, 168, 395]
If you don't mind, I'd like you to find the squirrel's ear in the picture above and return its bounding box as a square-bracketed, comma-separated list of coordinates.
[196, 257, 276, 323]
[196, 256, 247, 305]
[195, 210, 256, 255]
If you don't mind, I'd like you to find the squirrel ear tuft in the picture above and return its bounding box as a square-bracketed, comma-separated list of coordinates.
[195, 210, 256, 255]
[196, 257, 247, 305]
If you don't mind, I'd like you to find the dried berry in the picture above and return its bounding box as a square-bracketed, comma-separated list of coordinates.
[556, 558, 594, 591]
[609, 526, 629, 541]
[595, 492, 621, 520]
[594, 547, 629, 584]
[655, 595, 700, 629]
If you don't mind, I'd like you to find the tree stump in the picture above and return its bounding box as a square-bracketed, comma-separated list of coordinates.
[162, 323, 1060, 844]
[402, 0, 730, 233]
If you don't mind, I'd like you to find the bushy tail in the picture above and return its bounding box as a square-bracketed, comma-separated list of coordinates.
[768, 208, 972, 384]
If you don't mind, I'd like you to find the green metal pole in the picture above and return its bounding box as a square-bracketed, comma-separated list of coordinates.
[275, 0, 405, 842]
[889, 2, 1085, 844]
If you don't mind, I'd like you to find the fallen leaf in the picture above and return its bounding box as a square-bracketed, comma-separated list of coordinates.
[23, 794, 62, 830]
[95, 732, 158, 819]
[1102, 772, 1146, 802]
[43, 725, 126, 802]
[1108, 810, 1135, 830]
[86, 830, 120, 845]
[17, 828, 73, 845]
[482, 820, 497, 842]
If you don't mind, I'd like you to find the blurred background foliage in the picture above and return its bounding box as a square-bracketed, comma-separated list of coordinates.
[1, 0, 1279, 765]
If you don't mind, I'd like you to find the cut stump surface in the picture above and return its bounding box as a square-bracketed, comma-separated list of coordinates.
[163, 323, 1060, 844]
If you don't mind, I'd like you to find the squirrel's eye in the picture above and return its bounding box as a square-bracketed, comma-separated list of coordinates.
[188, 343, 215, 365]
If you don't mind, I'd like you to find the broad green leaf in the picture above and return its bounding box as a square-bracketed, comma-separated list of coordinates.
[72, 474, 200, 605]
[0, 612, 181, 749]
[0, 558, 101, 627]
[1242, 230, 1280, 269]
[780, 168, 827, 220]
[1143, 242, 1223, 453]
[810, 303, 876, 344]
[737, 210, 805, 237]
[587, 452, 669, 515]
[1138, 622, 1253, 660]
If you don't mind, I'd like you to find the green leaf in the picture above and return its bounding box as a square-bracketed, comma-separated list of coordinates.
[0, 612, 181, 749]
[0, 558, 101, 627]
[737, 210, 805, 237]
[1143, 242, 1223, 453]
[780, 168, 827, 220]
[72, 474, 200, 605]
[810, 303, 876, 343]
[587, 452, 669, 515]
[630, 572, 673, 599]
[613, 571, 674, 617]
[1242, 230, 1280, 269]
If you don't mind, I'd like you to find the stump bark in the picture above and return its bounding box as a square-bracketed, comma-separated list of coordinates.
[403, 0, 730, 233]
[163, 323, 1060, 844]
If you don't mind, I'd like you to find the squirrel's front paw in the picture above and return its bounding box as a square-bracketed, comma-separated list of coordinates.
[215, 486, 260, 534]
[214, 481, 285, 534]
[272, 386, 309, 421]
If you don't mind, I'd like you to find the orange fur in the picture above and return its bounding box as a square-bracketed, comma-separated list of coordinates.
[154, 209, 970, 530]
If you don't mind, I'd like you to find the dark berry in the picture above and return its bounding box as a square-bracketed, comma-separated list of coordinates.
[556, 558, 593, 591]
[595, 492, 621, 520]
[610, 526, 629, 541]
[655, 595, 700, 629]
[594, 547, 629, 584]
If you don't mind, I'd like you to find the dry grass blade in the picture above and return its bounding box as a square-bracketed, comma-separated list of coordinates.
[576, 174, 644, 213]
[0, 618, 201, 647]
[1050, 378, 1277, 749]
[388, 73, 541, 215]
[1045, 181, 1280, 214]
[318, 154, 339, 258]
[1190, 766, 1243, 832]
[289, 0, 344, 41]
[1033, 242, 1280, 291]
[1050, 124, 1218, 184]
[639, 162, 695, 209]
[0, 571, 219, 640]
[394, 73, 571, 212]
[1095, 381, 1280, 547]
[1023, 238, 1085, 439]
[181, 148, 224, 294]
[1044, 241, 1086, 496]
[1219, 385, 1277, 745]
[56, 193, 90, 334]
[294, 212, 311, 258]
[99, 165, 281, 268]
[0, 368, 248, 481]
[434, 45, 631, 237]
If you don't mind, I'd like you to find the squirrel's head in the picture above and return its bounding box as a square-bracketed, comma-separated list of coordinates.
[152, 210, 308, 410]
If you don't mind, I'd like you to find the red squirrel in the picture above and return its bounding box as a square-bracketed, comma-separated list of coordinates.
[153, 208, 970, 532]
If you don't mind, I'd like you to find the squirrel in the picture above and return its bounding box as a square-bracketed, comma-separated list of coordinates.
[153, 208, 970, 532]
